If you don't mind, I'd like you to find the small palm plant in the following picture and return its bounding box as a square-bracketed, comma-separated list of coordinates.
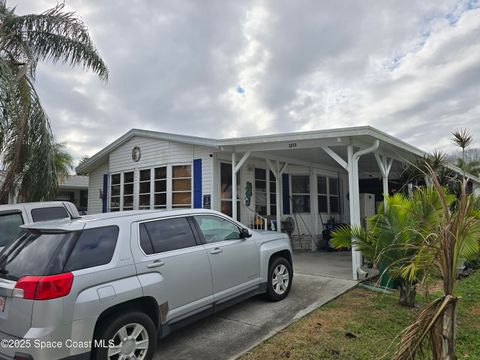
[331, 188, 451, 307]
[392, 172, 480, 360]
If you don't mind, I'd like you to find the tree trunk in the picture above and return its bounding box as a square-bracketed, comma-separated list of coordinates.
[399, 282, 416, 307]
[440, 301, 457, 360]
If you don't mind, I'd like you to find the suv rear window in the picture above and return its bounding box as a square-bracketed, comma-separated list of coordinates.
[0, 232, 72, 280]
[31, 206, 69, 222]
[0, 212, 24, 247]
[0, 226, 119, 280]
[64, 226, 119, 272]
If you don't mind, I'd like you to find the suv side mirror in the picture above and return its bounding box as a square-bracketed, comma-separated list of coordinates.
[240, 228, 252, 239]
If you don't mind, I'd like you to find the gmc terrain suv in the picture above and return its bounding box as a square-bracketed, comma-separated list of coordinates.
[0, 209, 293, 360]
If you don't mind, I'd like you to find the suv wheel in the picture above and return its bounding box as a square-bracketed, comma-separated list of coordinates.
[266, 257, 292, 301]
[94, 311, 156, 360]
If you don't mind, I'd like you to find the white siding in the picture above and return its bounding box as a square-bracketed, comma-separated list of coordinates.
[109, 137, 169, 173]
[87, 160, 109, 214]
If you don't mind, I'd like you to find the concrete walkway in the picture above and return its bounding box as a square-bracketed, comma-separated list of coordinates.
[154, 252, 357, 360]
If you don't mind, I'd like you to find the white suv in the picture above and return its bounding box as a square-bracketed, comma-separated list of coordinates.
[0, 209, 293, 360]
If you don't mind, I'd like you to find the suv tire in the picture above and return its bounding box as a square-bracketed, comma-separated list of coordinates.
[266, 256, 292, 301]
[93, 311, 157, 360]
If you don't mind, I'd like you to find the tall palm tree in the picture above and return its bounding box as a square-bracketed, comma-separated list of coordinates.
[0, 1, 107, 202]
[452, 129, 473, 179]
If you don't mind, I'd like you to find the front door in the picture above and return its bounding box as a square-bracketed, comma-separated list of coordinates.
[131, 216, 213, 322]
[193, 215, 260, 302]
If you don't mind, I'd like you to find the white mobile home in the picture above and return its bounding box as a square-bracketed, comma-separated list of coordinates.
[76, 126, 480, 279]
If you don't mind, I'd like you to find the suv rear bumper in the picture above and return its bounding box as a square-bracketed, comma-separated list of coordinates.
[0, 324, 92, 360]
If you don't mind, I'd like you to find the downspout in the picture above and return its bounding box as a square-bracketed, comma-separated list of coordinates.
[350, 140, 379, 280]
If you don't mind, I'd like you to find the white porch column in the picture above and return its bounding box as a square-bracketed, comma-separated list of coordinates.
[232, 152, 237, 220]
[375, 154, 393, 209]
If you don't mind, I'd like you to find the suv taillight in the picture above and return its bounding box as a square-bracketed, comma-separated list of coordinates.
[14, 273, 74, 300]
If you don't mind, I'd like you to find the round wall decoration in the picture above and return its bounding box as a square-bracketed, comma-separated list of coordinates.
[132, 146, 141, 162]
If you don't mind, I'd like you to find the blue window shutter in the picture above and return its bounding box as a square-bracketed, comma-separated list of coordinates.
[282, 173, 290, 215]
[193, 159, 202, 208]
[102, 174, 108, 213]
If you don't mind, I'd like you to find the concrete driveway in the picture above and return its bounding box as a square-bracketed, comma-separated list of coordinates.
[154, 252, 357, 360]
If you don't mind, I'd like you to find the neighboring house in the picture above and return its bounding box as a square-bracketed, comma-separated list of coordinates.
[76, 126, 480, 280]
[0, 172, 88, 212]
[54, 175, 89, 214]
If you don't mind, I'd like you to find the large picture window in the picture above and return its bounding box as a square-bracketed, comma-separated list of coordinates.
[109, 164, 192, 212]
[317, 175, 340, 215]
[291, 175, 310, 213]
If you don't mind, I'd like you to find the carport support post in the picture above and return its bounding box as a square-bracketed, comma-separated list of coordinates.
[232, 152, 237, 220]
[375, 154, 393, 209]
[267, 159, 288, 232]
[348, 141, 380, 280]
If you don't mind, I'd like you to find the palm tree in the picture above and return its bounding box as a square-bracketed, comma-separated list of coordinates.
[0, 1, 107, 203]
[451, 129, 473, 179]
[393, 172, 480, 360]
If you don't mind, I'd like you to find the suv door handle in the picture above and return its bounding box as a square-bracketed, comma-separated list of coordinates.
[210, 248, 223, 255]
[147, 260, 165, 268]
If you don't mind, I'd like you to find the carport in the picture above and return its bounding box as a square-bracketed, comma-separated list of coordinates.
[219, 126, 429, 280]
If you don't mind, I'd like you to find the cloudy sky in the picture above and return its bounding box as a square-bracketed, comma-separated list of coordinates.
[14, 0, 480, 164]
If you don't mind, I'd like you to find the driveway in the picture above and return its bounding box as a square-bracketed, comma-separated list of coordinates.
[154, 252, 357, 360]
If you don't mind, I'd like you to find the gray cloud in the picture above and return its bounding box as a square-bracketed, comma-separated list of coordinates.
[13, 0, 480, 164]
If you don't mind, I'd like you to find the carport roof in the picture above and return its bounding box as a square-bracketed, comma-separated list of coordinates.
[75, 126, 480, 184]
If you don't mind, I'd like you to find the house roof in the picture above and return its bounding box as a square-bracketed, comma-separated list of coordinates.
[75, 126, 480, 184]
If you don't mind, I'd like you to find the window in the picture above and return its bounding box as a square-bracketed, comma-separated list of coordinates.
[0, 232, 68, 280]
[110, 173, 121, 212]
[317, 175, 340, 215]
[31, 207, 69, 222]
[0, 212, 24, 247]
[139, 169, 152, 210]
[194, 215, 241, 243]
[139, 217, 196, 254]
[123, 171, 134, 211]
[255, 168, 267, 215]
[154, 167, 167, 209]
[108, 164, 193, 212]
[291, 175, 310, 213]
[172, 165, 191, 208]
[220, 162, 240, 217]
[269, 171, 277, 215]
[329, 177, 340, 213]
[64, 226, 119, 271]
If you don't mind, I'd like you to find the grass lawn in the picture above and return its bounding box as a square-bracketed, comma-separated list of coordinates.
[241, 270, 480, 360]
